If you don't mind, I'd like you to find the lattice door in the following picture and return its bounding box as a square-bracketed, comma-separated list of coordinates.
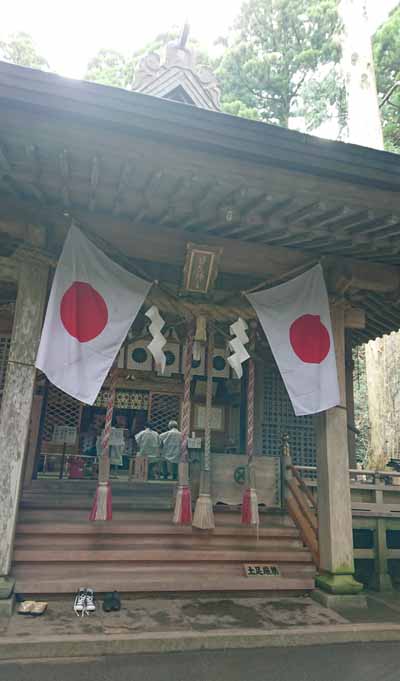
[262, 364, 316, 470]
[42, 384, 82, 441]
[148, 392, 181, 434]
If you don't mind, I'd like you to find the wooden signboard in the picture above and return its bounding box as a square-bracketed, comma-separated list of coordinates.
[244, 564, 281, 577]
[211, 454, 281, 507]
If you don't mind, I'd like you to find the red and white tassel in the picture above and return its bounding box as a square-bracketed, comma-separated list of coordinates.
[173, 483, 192, 524]
[241, 486, 259, 528]
[89, 481, 112, 521]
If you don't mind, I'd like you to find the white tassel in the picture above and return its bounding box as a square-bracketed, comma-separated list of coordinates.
[192, 494, 215, 529]
[227, 317, 250, 379]
[249, 488, 260, 529]
[146, 305, 167, 374]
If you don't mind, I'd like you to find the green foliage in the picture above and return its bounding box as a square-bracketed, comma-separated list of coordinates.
[0, 32, 49, 70]
[221, 100, 260, 120]
[217, 0, 342, 128]
[85, 48, 133, 88]
[373, 6, 400, 153]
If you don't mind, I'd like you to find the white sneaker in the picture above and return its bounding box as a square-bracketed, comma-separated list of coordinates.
[85, 588, 96, 613]
[74, 588, 86, 617]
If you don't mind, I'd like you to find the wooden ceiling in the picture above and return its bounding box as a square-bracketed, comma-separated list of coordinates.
[0, 61, 400, 345]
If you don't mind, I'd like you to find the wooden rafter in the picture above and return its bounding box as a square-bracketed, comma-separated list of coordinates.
[88, 154, 100, 212]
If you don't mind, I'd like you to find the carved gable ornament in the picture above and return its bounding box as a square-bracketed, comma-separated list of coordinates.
[132, 25, 221, 112]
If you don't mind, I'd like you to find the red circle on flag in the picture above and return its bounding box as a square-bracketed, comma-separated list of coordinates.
[289, 314, 330, 364]
[60, 281, 108, 342]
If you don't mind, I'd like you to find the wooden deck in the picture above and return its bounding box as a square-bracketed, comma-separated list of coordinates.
[13, 481, 316, 595]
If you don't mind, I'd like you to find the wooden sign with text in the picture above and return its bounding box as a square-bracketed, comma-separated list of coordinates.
[244, 564, 281, 577]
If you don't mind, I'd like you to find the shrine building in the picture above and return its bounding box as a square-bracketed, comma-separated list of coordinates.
[1, 30, 400, 602]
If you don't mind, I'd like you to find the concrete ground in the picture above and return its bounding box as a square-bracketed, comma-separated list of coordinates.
[1, 642, 400, 681]
[0, 595, 347, 639]
[3, 592, 400, 664]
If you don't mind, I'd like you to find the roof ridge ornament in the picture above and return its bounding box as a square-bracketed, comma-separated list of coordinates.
[132, 22, 221, 111]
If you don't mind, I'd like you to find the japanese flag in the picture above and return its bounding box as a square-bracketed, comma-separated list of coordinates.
[36, 225, 151, 404]
[247, 265, 339, 416]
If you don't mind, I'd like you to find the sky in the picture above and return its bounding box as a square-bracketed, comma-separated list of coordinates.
[1, 0, 399, 80]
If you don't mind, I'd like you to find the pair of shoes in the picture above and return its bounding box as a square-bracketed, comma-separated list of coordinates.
[18, 600, 48, 616]
[102, 591, 121, 612]
[74, 587, 96, 617]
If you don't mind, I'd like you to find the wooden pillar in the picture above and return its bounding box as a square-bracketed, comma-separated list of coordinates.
[0, 256, 48, 586]
[315, 302, 363, 594]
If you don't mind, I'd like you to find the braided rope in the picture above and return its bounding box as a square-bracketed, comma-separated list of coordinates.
[246, 325, 256, 462]
[180, 322, 195, 464]
[204, 327, 214, 472]
[102, 369, 118, 454]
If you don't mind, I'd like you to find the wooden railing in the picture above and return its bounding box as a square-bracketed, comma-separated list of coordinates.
[281, 438, 319, 567]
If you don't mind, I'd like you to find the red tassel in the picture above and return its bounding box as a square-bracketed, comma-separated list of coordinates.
[180, 486, 192, 524]
[173, 485, 192, 525]
[241, 487, 251, 524]
[89, 482, 112, 521]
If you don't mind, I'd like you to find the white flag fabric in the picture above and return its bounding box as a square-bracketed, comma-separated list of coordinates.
[36, 225, 151, 404]
[247, 265, 340, 416]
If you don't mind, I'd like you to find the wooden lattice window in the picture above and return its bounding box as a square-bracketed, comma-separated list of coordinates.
[0, 335, 11, 407]
[42, 384, 82, 441]
[148, 392, 181, 434]
[262, 364, 316, 471]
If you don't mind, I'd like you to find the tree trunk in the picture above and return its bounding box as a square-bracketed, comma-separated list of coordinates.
[339, 0, 392, 469]
[339, 0, 384, 149]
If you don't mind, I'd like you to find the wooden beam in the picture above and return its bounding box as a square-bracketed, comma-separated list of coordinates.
[0, 201, 398, 294]
[112, 160, 133, 216]
[88, 154, 100, 212]
[344, 306, 366, 330]
[25, 144, 45, 203]
[0, 256, 18, 282]
[225, 197, 293, 240]
[0, 145, 11, 177]
[58, 149, 70, 209]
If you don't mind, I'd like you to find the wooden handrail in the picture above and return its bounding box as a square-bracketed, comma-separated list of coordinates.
[287, 478, 318, 534]
[286, 495, 319, 567]
[281, 438, 319, 568]
[294, 464, 400, 480]
[288, 465, 317, 510]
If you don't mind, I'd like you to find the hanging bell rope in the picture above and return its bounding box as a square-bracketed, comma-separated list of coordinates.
[173, 318, 195, 525]
[193, 324, 215, 530]
[241, 323, 260, 530]
[89, 368, 118, 521]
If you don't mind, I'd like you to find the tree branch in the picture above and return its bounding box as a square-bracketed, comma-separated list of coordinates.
[380, 80, 400, 108]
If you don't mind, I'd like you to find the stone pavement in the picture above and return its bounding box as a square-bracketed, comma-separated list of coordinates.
[2, 593, 400, 662]
[0, 595, 346, 639]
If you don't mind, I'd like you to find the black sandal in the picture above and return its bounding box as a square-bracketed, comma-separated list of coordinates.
[102, 591, 121, 612]
[111, 591, 121, 611]
[102, 593, 114, 612]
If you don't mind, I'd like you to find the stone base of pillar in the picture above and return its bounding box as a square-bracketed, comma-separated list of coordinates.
[311, 588, 367, 610]
[316, 571, 363, 595]
[0, 576, 15, 600]
[0, 596, 14, 618]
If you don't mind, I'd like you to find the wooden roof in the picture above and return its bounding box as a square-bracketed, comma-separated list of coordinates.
[0, 61, 400, 344]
